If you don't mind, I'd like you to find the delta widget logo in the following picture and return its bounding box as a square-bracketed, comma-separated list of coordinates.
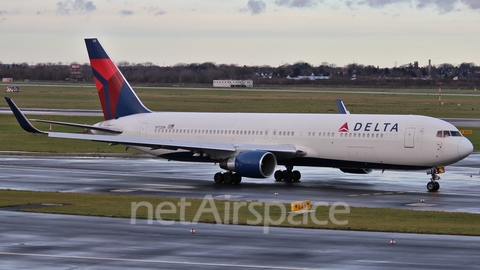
[338, 122, 349, 132]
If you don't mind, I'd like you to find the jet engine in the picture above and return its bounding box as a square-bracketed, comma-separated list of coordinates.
[220, 151, 277, 178]
[339, 168, 373, 174]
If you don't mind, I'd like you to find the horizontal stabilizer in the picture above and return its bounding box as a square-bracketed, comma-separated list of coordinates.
[5, 97, 46, 134]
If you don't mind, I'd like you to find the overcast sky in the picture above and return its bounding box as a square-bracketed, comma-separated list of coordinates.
[1, 0, 479, 68]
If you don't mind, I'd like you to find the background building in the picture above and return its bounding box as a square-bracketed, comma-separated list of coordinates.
[213, 79, 253, 88]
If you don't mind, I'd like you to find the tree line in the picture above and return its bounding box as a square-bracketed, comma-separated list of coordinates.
[1, 61, 479, 89]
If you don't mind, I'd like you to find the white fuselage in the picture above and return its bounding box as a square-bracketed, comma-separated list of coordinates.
[95, 112, 472, 170]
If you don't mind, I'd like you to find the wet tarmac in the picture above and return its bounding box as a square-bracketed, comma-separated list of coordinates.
[1, 154, 480, 269]
[0, 154, 479, 213]
[1, 211, 479, 270]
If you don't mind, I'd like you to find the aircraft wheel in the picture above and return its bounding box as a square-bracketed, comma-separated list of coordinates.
[214, 172, 224, 184]
[233, 173, 242, 184]
[426, 182, 437, 192]
[292, 170, 301, 182]
[434, 182, 440, 191]
[223, 172, 233, 184]
[274, 170, 283, 181]
[283, 170, 293, 182]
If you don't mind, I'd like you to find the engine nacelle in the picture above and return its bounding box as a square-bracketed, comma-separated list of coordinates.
[339, 168, 373, 174]
[220, 151, 277, 178]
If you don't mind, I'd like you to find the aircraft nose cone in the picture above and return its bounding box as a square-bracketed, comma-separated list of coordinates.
[458, 138, 473, 159]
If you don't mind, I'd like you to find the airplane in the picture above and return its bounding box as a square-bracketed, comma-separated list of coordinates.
[5, 38, 474, 192]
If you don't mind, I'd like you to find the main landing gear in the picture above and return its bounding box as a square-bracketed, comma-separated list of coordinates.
[214, 172, 242, 185]
[426, 168, 441, 192]
[274, 166, 301, 182]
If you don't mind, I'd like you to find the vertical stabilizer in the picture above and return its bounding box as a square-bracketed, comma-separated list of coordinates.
[85, 38, 151, 120]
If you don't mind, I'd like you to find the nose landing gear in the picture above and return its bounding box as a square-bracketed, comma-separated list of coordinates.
[426, 167, 442, 192]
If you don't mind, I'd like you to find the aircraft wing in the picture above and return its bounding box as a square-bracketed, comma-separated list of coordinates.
[6, 96, 300, 157]
[31, 119, 122, 134]
[5, 97, 122, 134]
[47, 132, 299, 156]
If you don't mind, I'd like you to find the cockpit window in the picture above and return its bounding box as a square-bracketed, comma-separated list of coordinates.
[436, 130, 462, 138]
[450, 131, 462, 137]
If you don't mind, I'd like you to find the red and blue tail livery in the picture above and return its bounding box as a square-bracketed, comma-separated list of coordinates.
[85, 38, 151, 120]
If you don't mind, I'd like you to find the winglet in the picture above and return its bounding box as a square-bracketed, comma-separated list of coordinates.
[336, 99, 350, 114]
[4, 97, 46, 134]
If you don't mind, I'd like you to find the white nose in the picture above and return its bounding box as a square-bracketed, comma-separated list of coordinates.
[458, 138, 473, 159]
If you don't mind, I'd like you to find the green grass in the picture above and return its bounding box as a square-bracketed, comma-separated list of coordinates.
[3, 83, 480, 116]
[2, 84, 480, 154]
[1, 190, 479, 235]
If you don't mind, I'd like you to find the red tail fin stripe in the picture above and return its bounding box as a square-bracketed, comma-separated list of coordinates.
[90, 59, 118, 89]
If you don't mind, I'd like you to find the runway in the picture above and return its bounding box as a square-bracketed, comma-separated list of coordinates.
[1, 211, 479, 270]
[1, 154, 480, 269]
[0, 154, 480, 213]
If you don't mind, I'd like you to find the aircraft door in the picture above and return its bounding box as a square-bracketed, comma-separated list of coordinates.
[139, 123, 148, 138]
[404, 127, 415, 148]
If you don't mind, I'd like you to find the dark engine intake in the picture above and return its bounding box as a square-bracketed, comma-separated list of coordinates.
[220, 151, 277, 178]
[339, 168, 373, 174]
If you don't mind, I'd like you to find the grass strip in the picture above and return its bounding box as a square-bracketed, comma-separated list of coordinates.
[1, 190, 480, 236]
[3, 84, 480, 116]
